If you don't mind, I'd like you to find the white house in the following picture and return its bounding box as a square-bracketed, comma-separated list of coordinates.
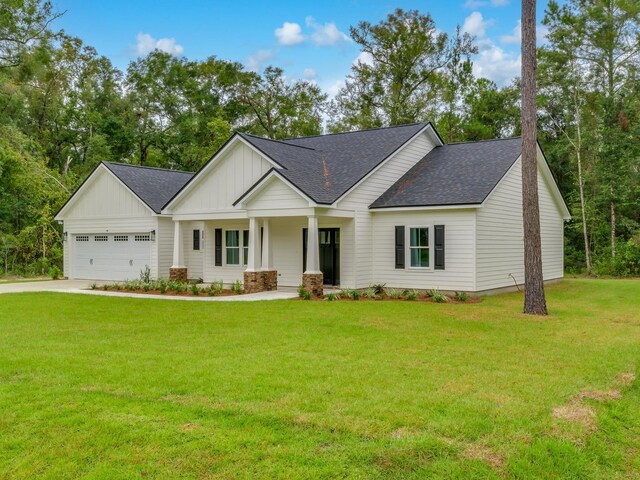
[55, 123, 570, 295]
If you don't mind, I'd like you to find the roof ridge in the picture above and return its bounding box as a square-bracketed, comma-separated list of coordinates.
[283, 122, 428, 141]
[239, 132, 319, 152]
[446, 136, 521, 146]
[103, 161, 194, 175]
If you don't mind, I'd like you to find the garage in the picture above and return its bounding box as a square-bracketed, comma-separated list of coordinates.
[71, 233, 152, 281]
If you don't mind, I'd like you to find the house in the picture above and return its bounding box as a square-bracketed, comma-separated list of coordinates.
[55, 123, 570, 295]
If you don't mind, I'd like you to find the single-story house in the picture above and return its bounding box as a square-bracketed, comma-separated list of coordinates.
[55, 122, 570, 295]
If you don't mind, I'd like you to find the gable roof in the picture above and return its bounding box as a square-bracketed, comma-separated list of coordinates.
[102, 162, 194, 214]
[237, 122, 435, 205]
[370, 137, 522, 209]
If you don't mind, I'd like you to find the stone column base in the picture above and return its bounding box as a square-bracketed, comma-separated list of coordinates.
[169, 267, 188, 282]
[244, 270, 278, 294]
[303, 272, 324, 298]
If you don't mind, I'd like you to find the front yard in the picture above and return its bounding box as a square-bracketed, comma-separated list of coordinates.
[0, 279, 639, 479]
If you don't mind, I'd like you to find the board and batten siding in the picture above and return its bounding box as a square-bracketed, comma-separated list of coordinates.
[371, 210, 477, 291]
[475, 157, 565, 291]
[171, 142, 273, 214]
[337, 131, 437, 288]
[245, 177, 309, 210]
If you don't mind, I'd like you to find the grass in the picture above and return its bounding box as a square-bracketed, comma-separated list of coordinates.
[0, 279, 638, 479]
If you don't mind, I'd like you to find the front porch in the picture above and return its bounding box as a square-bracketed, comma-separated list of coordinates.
[168, 212, 354, 297]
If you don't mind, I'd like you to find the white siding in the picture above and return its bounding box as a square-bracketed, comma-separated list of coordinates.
[337, 131, 437, 288]
[203, 220, 250, 285]
[183, 221, 204, 280]
[171, 143, 272, 214]
[372, 210, 477, 291]
[475, 157, 565, 292]
[156, 217, 174, 278]
[246, 177, 309, 210]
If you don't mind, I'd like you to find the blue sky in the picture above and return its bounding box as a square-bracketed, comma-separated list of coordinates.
[54, 0, 557, 93]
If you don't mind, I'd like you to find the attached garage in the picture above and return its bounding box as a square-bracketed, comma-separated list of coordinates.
[55, 162, 193, 281]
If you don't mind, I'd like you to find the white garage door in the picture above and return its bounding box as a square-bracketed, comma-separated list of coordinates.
[72, 233, 151, 281]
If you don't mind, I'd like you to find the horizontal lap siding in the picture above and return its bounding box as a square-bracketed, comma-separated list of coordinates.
[182, 221, 204, 280]
[319, 217, 355, 288]
[203, 220, 250, 285]
[338, 132, 436, 288]
[157, 217, 174, 279]
[476, 158, 565, 291]
[372, 211, 476, 291]
[271, 218, 306, 287]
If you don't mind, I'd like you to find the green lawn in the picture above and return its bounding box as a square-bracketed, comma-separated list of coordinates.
[1, 279, 639, 479]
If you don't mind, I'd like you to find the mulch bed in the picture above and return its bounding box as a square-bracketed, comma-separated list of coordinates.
[295, 295, 483, 303]
[91, 287, 239, 297]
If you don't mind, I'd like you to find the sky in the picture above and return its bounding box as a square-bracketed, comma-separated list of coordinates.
[53, 0, 557, 95]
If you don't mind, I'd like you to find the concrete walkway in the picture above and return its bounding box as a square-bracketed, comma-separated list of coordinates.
[0, 279, 297, 302]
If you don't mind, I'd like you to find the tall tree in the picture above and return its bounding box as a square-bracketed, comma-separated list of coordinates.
[329, 9, 476, 130]
[522, 0, 547, 315]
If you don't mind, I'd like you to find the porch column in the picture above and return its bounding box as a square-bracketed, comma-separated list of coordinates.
[170, 220, 187, 281]
[261, 218, 271, 270]
[246, 217, 261, 272]
[303, 215, 323, 297]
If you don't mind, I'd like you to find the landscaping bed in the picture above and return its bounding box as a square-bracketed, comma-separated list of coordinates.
[89, 278, 244, 297]
[298, 285, 482, 303]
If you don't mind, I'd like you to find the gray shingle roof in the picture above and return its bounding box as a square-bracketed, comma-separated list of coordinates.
[103, 162, 194, 213]
[370, 137, 522, 209]
[238, 122, 430, 204]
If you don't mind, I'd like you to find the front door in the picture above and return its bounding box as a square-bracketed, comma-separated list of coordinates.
[303, 228, 340, 286]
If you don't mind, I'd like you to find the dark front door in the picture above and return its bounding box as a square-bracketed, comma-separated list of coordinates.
[303, 227, 340, 286]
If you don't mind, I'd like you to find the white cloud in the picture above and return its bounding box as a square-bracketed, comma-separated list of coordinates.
[306, 17, 349, 46]
[462, 12, 493, 38]
[302, 68, 317, 80]
[353, 51, 374, 67]
[275, 22, 305, 46]
[135, 32, 184, 56]
[464, 0, 509, 8]
[473, 40, 521, 86]
[246, 49, 275, 72]
[500, 20, 550, 45]
[325, 79, 345, 98]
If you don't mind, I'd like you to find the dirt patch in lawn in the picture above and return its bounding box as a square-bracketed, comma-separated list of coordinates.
[461, 443, 505, 470]
[552, 403, 598, 432]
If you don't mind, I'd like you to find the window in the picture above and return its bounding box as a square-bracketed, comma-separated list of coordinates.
[114, 235, 129, 242]
[243, 230, 249, 266]
[193, 229, 200, 251]
[94, 235, 108, 242]
[225, 230, 240, 265]
[76, 235, 89, 242]
[134, 234, 150, 242]
[409, 227, 430, 268]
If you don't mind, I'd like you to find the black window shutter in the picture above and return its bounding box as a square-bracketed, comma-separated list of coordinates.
[395, 226, 405, 269]
[214, 228, 222, 266]
[193, 229, 200, 251]
[434, 225, 445, 270]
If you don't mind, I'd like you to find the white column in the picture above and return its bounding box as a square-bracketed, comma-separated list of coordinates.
[261, 218, 271, 270]
[171, 220, 184, 268]
[305, 215, 321, 274]
[246, 217, 262, 272]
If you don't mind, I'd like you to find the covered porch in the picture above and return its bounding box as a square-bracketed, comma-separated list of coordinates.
[168, 209, 354, 296]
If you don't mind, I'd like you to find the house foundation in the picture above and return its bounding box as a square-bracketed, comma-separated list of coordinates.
[244, 270, 278, 293]
[303, 273, 324, 298]
[169, 267, 188, 282]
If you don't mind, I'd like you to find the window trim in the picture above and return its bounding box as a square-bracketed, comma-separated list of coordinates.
[405, 225, 434, 271]
[223, 229, 250, 267]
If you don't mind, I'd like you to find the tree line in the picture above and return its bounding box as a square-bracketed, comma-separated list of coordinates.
[0, 0, 638, 277]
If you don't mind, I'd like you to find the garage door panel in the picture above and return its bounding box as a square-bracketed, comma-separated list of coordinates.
[72, 233, 151, 281]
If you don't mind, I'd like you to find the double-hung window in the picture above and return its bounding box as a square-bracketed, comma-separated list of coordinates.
[409, 227, 430, 268]
[225, 229, 250, 266]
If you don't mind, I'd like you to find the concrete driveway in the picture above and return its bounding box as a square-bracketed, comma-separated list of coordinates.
[0, 279, 297, 301]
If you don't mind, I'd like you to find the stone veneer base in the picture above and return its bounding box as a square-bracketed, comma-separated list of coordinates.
[302, 272, 324, 298]
[169, 267, 188, 282]
[244, 270, 278, 294]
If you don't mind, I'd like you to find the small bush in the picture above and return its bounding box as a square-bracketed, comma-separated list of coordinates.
[362, 287, 378, 299]
[208, 280, 223, 296]
[139, 266, 151, 283]
[403, 289, 418, 301]
[142, 283, 151, 292]
[297, 284, 308, 298]
[370, 283, 386, 295]
[191, 283, 200, 296]
[49, 265, 62, 280]
[113, 283, 122, 291]
[350, 290, 360, 301]
[126, 280, 137, 291]
[340, 288, 359, 300]
[301, 290, 312, 300]
[158, 283, 166, 294]
[102, 283, 109, 291]
[325, 292, 340, 301]
[455, 291, 468, 302]
[385, 288, 402, 299]
[433, 292, 449, 303]
[232, 280, 243, 294]
[89, 282, 97, 290]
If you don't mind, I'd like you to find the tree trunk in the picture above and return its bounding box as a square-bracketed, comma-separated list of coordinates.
[576, 150, 591, 272]
[521, 0, 547, 315]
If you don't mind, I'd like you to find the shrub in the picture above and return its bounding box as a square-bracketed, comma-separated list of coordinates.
[324, 292, 340, 301]
[593, 238, 640, 277]
[142, 283, 151, 292]
[403, 289, 417, 301]
[385, 288, 402, 299]
[139, 266, 151, 283]
[370, 283, 386, 295]
[340, 288, 359, 300]
[350, 290, 360, 301]
[125, 280, 137, 291]
[362, 287, 378, 299]
[102, 283, 109, 291]
[158, 282, 166, 294]
[432, 291, 449, 303]
[232, 280, 243, 294]
[113, 282, 122, 291]
[89, 282, 97, 290]
[455, 291, 468, 302]
[301, 290, 312, 300]
[49, 265, 62, 280]
[297, 284, 308, 298]
[191, 283, 200, 296]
